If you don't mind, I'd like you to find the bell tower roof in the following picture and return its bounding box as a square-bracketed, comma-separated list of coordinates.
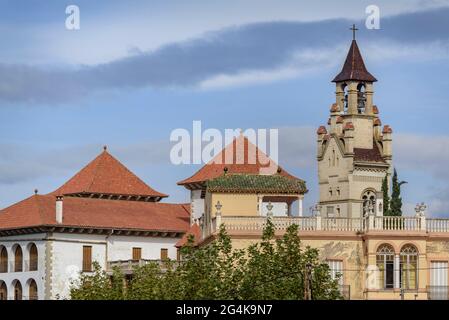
[332, 40, 377, 83]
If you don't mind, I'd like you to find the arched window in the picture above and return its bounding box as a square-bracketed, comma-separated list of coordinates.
[400, 245, 418, 290]
[0, 246, 7, 273]
[342, 83, 349, 112]
[14, 245, 23, 272]
[28, 279, 38, 300]
[0, 281, 7, 300]
[357, 83, 366, 114]
[376, 244, 394, 289]
[362, 190, 376, 217]
[29, 243, 38, 271]
[14, 281, 22, 300]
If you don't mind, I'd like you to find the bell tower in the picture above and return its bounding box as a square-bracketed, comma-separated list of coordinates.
[316, 27, 392, 219]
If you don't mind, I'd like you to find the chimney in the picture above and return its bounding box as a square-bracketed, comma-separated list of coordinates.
[56, 196, 63, 224]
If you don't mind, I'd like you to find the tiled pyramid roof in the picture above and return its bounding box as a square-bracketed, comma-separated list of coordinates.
[332, 40, 377, 83]
[178, 135, 300, 187]
[51, 149, 167, 201]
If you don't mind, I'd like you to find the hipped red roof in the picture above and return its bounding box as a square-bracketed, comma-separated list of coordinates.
[0, 195, 190, 232]
[175, 223, 201, 247]
[178, 135, 299, 186]
[51, 149, 167, 199]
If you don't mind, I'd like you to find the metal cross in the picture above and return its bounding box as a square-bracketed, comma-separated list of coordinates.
[350, 24, 358, 40]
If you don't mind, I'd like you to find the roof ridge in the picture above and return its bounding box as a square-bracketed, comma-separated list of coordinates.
[85, 151, 105, 193]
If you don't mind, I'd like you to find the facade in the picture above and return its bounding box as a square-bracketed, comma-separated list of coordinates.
[0, 149, 190, 300]
[183, 39, 449, 300]
[1, 37, 449, 301]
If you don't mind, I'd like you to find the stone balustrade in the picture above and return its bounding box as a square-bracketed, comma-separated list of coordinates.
[212, 215, 449, 234]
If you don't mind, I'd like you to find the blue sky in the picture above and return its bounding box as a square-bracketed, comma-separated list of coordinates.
[0, 0, 449, 216]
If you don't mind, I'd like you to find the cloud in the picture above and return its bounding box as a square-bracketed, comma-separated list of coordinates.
[1, 8, 449, 104]
[0, 140, 172, 185]
[395, 133, 449, 180]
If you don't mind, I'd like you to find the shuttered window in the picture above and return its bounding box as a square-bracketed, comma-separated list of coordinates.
[82, 246, 92, 272]
[29, 244, 38, 271]
[160, 248, 168, 260]
[327, 260, 343, 285]
[132, 247, 142, 260]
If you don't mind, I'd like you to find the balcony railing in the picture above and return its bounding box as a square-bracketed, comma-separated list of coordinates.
[427, 219, 449, 232]
[427, 286, 449, 300]
[211, 215, 449, 234]
[107, 259, 178, 273]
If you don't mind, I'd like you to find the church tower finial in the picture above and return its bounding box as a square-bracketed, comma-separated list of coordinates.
[350, 24, 358, 41]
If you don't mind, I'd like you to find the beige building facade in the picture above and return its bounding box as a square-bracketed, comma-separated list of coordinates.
[183, 39, 449, 300]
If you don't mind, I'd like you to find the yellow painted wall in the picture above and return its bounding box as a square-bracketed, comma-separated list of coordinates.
[210, 193, 258, 217]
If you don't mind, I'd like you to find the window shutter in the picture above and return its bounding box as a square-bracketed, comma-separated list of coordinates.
[82, 246, 92, 272]
[160, 248, 168, 260]
[132, 247, 142, 260]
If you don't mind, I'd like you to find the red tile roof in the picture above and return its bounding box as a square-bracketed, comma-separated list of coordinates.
[178, 135, 300, 186]
[0, 195, 190, 233]
[175, 223, 201, 247]
[51, 149, 167, 200]
[332, 40, 377, 83]
[382, 125, 393, 134]
[354, 142, 385, 163]
[330, 103, 340, 112]
[317, 126, 327, 135]
[344, 122, 355, 130]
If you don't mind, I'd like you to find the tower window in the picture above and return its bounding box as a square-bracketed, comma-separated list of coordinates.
[362, 190, 376, 216]
[357, 83, 366, 114]
[329, 188, 333, 197]
[342, 83, 349, 113]
[337, 188, 341, 197]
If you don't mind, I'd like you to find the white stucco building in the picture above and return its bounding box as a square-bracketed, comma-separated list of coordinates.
[0, 148, 190, 300]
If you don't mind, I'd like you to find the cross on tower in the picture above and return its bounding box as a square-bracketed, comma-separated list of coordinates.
[350, 24, 358, 40]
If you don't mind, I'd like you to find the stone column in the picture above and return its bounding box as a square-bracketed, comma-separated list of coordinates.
[298, 197, 303, 217]
[394, 255, 400, 289]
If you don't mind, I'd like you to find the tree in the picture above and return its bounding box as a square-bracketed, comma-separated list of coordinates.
[70, 262, 124, 300]
[390, 168, 407, 216]
[237, 220, 341, 300]
[381, 174, 391, 216]
[70, 222, 342, 300]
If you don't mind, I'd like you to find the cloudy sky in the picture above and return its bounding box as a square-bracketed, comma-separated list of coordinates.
[1, 0, 449, 216]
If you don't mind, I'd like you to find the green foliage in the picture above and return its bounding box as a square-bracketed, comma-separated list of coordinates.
[390, 168, 407, 216]
[70, 262, 124, 300]
[381, 174, 391, 216]
[70, 223, 342, 300]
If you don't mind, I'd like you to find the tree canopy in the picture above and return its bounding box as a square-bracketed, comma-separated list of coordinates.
[70, 220, 342, 300]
